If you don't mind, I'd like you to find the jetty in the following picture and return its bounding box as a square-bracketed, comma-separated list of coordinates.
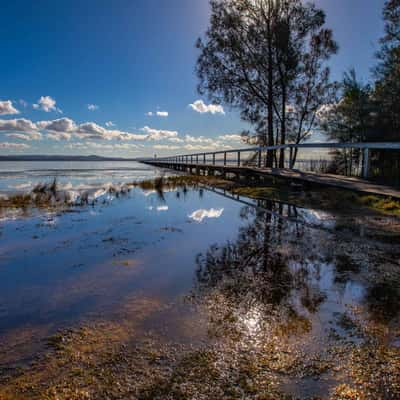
[142, 142, 400, 199]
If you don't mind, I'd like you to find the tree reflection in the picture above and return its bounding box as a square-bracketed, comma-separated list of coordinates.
[193, 201, 328, 343]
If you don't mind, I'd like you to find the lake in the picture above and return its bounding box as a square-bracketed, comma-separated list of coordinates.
[0, 162, 399, 399]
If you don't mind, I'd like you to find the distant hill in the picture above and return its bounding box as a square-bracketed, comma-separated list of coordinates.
[0, 155, 142, 162]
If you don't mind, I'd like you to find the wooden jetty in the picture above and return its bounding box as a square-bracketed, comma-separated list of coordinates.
[142, 143, 400, 199]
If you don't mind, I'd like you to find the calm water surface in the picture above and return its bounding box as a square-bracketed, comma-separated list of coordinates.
[0, 161, 160, 195]
[0, 162, 399, 398]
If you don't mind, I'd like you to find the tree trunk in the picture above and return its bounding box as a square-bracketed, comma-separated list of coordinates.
[279, 88, 286, 168]
[266, 7, 274, 167]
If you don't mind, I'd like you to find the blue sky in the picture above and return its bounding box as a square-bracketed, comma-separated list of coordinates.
[0, 0, 386, 157]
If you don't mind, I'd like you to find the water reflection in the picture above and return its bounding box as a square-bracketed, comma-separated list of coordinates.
[192, 198, 400, 398]
[0, 181, 399, 399]
[189, 208, 224, 223]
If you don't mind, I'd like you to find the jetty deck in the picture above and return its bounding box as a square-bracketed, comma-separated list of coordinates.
[145, 161, 400, 199]
[142, 143, 400, 199]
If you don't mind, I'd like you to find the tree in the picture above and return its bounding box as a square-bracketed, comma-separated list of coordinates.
[319, 69, 375, 143]
[374, 0, 400, 137]
[318, 69, 375, 175]
[196, 0, 337, 167]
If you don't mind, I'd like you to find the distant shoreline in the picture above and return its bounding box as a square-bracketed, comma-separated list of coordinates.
[0, 155, 143, 162]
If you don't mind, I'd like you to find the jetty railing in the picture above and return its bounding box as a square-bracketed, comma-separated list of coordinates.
[149, 142, 400, 179]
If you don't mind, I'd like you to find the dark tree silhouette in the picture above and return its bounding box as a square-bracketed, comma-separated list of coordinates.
[196, 0, 337, 167]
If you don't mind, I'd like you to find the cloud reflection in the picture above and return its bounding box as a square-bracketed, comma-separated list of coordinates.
[189, 208, 224, 223]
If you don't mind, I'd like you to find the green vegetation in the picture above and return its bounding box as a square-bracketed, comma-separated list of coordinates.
[232, 184, 400, 216]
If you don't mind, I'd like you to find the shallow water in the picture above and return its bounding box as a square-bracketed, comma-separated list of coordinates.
[0, 165, 399, 399]
[0, 161, 160, 195]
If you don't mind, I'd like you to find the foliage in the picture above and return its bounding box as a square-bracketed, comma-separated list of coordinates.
[320, 0, 400, 183]
[196, 0, 337, 166]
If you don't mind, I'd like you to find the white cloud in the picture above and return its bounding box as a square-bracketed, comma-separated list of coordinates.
[168, 137, 185, 143]
[0, 100, 19, 116]
[218, 134, 243, 142]
[189, 100, 225, 115]
[76, 122, 148, 141]
[6, 132, 42, 141]
[316, 103, 339, 123]
[46, 132, 72, 141]
[0, 117, 181, 145]
[33, 96, 61, 113]
[153, 144, 181, 150]
[105, 121, 115, 127]
[88, 104, 99, 111]
[147, 111, 169, 117]
[184, 135, 214, 144]
[0, 118, 37, 132]
[0, 142, 30, 149]
[156, 111, 168, 117]
[37, 117, 76, 133]
[142, 126, 178, 140]
[189, 208, 224, 223]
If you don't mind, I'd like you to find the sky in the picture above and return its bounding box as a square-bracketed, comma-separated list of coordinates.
[0, 0, 386, 157]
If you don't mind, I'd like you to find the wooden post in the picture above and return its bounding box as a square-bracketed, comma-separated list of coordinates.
[224, 152, 227, 166]
[258, 150, 262, 168]
[196, 154, 199, 164]
[191, 155, 193, 164]
[289, 147, 293, 169]
[203, 153, 206, 164]
[363, 148, 370, 179]
[213, 153, 216, 165]
[237, 151, 241, 166]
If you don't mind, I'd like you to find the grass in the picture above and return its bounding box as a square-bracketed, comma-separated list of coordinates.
[2, 174, 400, 219]
[232, 184, 400, 216]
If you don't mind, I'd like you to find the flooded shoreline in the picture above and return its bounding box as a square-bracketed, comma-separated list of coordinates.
[0, 168, 399, 399]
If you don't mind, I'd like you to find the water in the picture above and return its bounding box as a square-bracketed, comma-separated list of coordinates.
[0, 162, 399, 399]
[0, 161, 161, 195]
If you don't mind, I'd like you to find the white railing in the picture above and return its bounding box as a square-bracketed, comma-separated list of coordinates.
[146, 142, 400, 179]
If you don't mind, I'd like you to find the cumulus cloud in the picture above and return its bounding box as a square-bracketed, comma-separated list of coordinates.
[105, 121, 115, 127]
[0, 100, 19, 116]
[33, 96, 61, 113]
[37, 117, 76, 133]
[0, 142, 30, 149]
[189, 100, 225, 115]
[168, 137, 185, 143]
[88, 104, 99, 111]
[0, 117, 181, 145]
[142, 126, 178, 140]
[218, 134, 243, 142]
[6, 132, 42, 141]
[0, 118, 37, 132]
[189, 208, 224, 223]
[46, 132, 72, 141]
[76, 122, 147, 141]
[184, 135, 214, 144]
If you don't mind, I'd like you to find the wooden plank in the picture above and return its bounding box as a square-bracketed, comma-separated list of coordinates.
[144, 162, 400, 199]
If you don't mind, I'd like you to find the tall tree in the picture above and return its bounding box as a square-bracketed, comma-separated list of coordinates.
[374, 0, 400, 137]
[196, 0, 337, 167]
